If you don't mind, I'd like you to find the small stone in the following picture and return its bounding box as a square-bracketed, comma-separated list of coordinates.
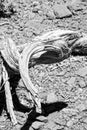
[46, 92, 58, 103]
[77, 78, 86, 88]
[67, 117, 78, 127]
[47, 112, 58, 120]
[53, 4, 72, 18]
[76, 103, 86, 111]
[45, 121, 55, 129]
[0, 116, 6, 122]
[31, 121, 45, 129]
[46, 9, 55, 20]
[38, 10, 43, 16]
[29, 127, 34, 130]
[67, 1, 83, 12]
[18, 79, 25, 87]
[76, 66, 87, 76]
[36, 116, 48, 123]
[67, 118, 74, 127]
[63, 108, 79, 116]
[67, 77, 75, 85]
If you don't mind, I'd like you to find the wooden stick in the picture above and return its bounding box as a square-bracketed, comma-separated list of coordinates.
[3, 65, 17, 125]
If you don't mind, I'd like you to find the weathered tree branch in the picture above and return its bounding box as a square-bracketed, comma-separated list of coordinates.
[3, 65, 17, 125]
[1, 29, 87, 125]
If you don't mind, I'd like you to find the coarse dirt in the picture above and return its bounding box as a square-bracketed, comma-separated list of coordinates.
[1, 0, 87, 130]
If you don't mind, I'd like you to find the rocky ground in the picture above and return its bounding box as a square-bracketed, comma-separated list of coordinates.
[0, 0, 87, 130]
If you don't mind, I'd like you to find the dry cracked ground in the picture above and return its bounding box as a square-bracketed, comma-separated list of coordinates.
[1, 0, 87, 130]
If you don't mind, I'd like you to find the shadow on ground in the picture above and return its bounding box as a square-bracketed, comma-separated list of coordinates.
[21, 102, 68, 130]
[0, 91, 5, 115]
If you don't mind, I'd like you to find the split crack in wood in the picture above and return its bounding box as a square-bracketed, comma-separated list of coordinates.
[0, 29, 87, 125]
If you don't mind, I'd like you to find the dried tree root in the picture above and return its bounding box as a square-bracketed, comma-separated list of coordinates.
[3, 65, 17, 125]
[1, 29, 87, 122]
[18, 29, 83, 112]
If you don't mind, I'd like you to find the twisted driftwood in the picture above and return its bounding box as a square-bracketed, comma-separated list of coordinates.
[0, 29, 87, 125]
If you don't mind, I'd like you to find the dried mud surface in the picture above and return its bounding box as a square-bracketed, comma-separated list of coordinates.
[1, 0, 87, 130]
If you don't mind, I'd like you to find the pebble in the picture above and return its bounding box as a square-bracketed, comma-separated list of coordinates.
[31, 121, 45, 129]
[53, 4, 72, 18]
[76, 66, 87, 76]
[29, 127, 34, 130]
[36, 116, 48, 123]
[46, 9, 55, 20]
[47, 112, 58, 120]
[67, 1, 83, 12]
[67, 77, 75, 85]
[77, 78, 86, 88]
[62, 108, 79, 115]
[67, 118, 74, 127]
[46, 92, 58, 103]
[75, 103, 86, 111]
[67, 117, 78, 127]
[45, 121, 56, 129]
